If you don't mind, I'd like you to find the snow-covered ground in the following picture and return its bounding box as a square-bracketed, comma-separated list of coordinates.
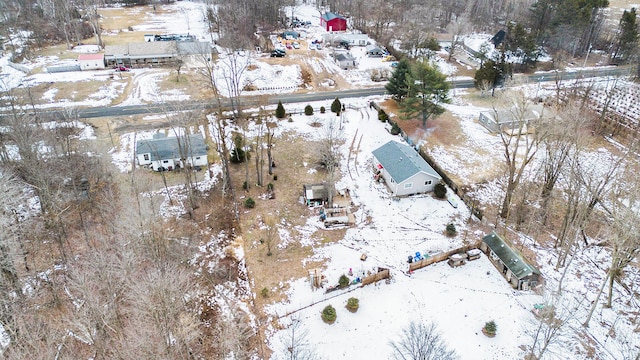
[3, 1, 639, 359]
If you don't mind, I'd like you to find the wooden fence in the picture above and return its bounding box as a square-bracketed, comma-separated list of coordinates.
[409, 243, 480, 272]
[361, 268, 390, 286]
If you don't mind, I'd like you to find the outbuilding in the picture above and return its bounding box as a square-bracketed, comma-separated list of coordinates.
[303, 183, 329, 207]
[365, 45, 385, 57]
[372, 140, 442, 196]
[136, 133, 208, 172]
[478, 104, 545, 133]
[480, 232, 541, 290]
[321, 12, 347, 32]
[78, 53, 105, 70]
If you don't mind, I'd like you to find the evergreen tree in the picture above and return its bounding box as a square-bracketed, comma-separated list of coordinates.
[611, 8, 639, 64]
[474, 59, 511, 95]
[331, 97, 342, 115]
[400, 62, 450, 128]
[504, 23, 538, 68]
[275, 100, 286, 119]
[385, 59, 411, 101]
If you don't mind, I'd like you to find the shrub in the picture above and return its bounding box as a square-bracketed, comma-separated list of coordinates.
[230, 147, 248, 163]
[446, 223, 457, 236]
[331, 97, 342, 115]
[267, 183, 274, 191]
[273, 174, 278, 181]
[378, 109, 388, 122]
[242, 181, 249, 190]
[304, 104, 314, 115]
[275, 100, 286, 119]
[346, 297, 359, 313]
[338, 274, 350, 288]
[434, 183, 447, 198]
[244, 197, 255, 208]
[261, 287, 269, 298]
[390, 122, 401, 135]
[483, 321, 497, 337]
[320, 106, 326, 114]
[322, 305, 337, 324]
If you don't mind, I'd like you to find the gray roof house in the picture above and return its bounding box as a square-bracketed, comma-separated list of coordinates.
[478, 103, 545, 133]
[480, 232, 541, 290]
[104, 41, 211, 67]
[136, 133, 208, 172]
[335, 53, 357, 69]
[372, 140, 442, 196]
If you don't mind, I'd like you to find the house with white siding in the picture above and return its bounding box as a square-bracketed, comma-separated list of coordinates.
[372, 140, 441, 196]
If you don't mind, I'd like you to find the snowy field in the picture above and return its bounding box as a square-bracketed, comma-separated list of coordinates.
[2, 1, 639, 359]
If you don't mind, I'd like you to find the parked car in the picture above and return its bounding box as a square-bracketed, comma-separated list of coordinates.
[308, 43, 316, 50]
[270, 50, 285, 57]
[292, 42, 300, 49]
[113, 65, 130, 71]
[286, 43, 293, 49]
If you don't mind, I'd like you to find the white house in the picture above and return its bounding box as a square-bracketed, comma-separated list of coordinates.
[372, 140, 442, 196]
[136, 133, 208, 171]
[335, 53, 357, 69]
[77, 53, 105, 70]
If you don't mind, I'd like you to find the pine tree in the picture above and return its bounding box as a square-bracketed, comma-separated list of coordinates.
[385, 59, 410, 101]
[331, 97, 342, 115]
[611, 8, 639, 64]
[401, 62, 450, 128]
[275, 100, 286, 119]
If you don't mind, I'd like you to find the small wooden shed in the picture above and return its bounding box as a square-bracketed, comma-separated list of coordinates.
[303, 183, 329, 207]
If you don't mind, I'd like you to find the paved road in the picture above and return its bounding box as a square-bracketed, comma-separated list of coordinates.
[3, 65, 634, 120]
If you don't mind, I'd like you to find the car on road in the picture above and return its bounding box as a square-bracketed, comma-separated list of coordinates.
[113, 65, 130, 71]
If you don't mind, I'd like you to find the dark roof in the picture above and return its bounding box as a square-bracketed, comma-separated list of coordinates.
[335, 53, 355, 62]
[372, 141, 441, 183]
[136, 134, 208, 161]
[482, 232, 540, 280]
[303, 183, 329, 200]
[322, 12, 346, 21]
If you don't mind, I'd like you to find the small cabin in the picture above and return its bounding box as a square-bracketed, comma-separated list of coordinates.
[480, 232, 541, 290]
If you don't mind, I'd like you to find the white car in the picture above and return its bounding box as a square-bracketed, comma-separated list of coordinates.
[292, 42, 300, 49]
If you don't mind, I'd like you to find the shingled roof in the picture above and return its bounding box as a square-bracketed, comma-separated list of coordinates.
[136, 134, 208, 161]
[482, 232, 540, 280]
[372, 140, 441, 183]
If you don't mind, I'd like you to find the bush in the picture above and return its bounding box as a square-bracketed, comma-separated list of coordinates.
[483, 321, 497, 337]
[320, 106, 326, 114]
[267, 183, 274, 191]
[273, 174, 278, 181]
[322, 305, 337, 324]
[244, 197, 256, 208]
[230, 147, 248, 163]
[275, 100, 286, 119]
[378, 109, 388, 122]
[242, 181, 249, 190]
[304, 104, 314, 115]
[261, 287, 269, 298]
[331, 97, 342, 115]
[338, 274, 350, 288]
[346, 297, 359, 313]
[390, 122, 401, 135]
[434, 183, 447, 198]
[446, 223, 457, 236]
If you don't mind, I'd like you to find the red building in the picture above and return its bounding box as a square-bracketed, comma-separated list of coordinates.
[320, 12, 347, 32]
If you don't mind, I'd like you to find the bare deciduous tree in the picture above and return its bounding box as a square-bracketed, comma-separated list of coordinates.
[390, 321, 458, 360]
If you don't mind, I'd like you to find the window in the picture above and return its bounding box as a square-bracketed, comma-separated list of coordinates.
[195, 156, 200, 160]
[404, 183, 413, 189]
[143, 154, 149, 161]
[425, 180, 432, 186]
[163, 160, 169, 163]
